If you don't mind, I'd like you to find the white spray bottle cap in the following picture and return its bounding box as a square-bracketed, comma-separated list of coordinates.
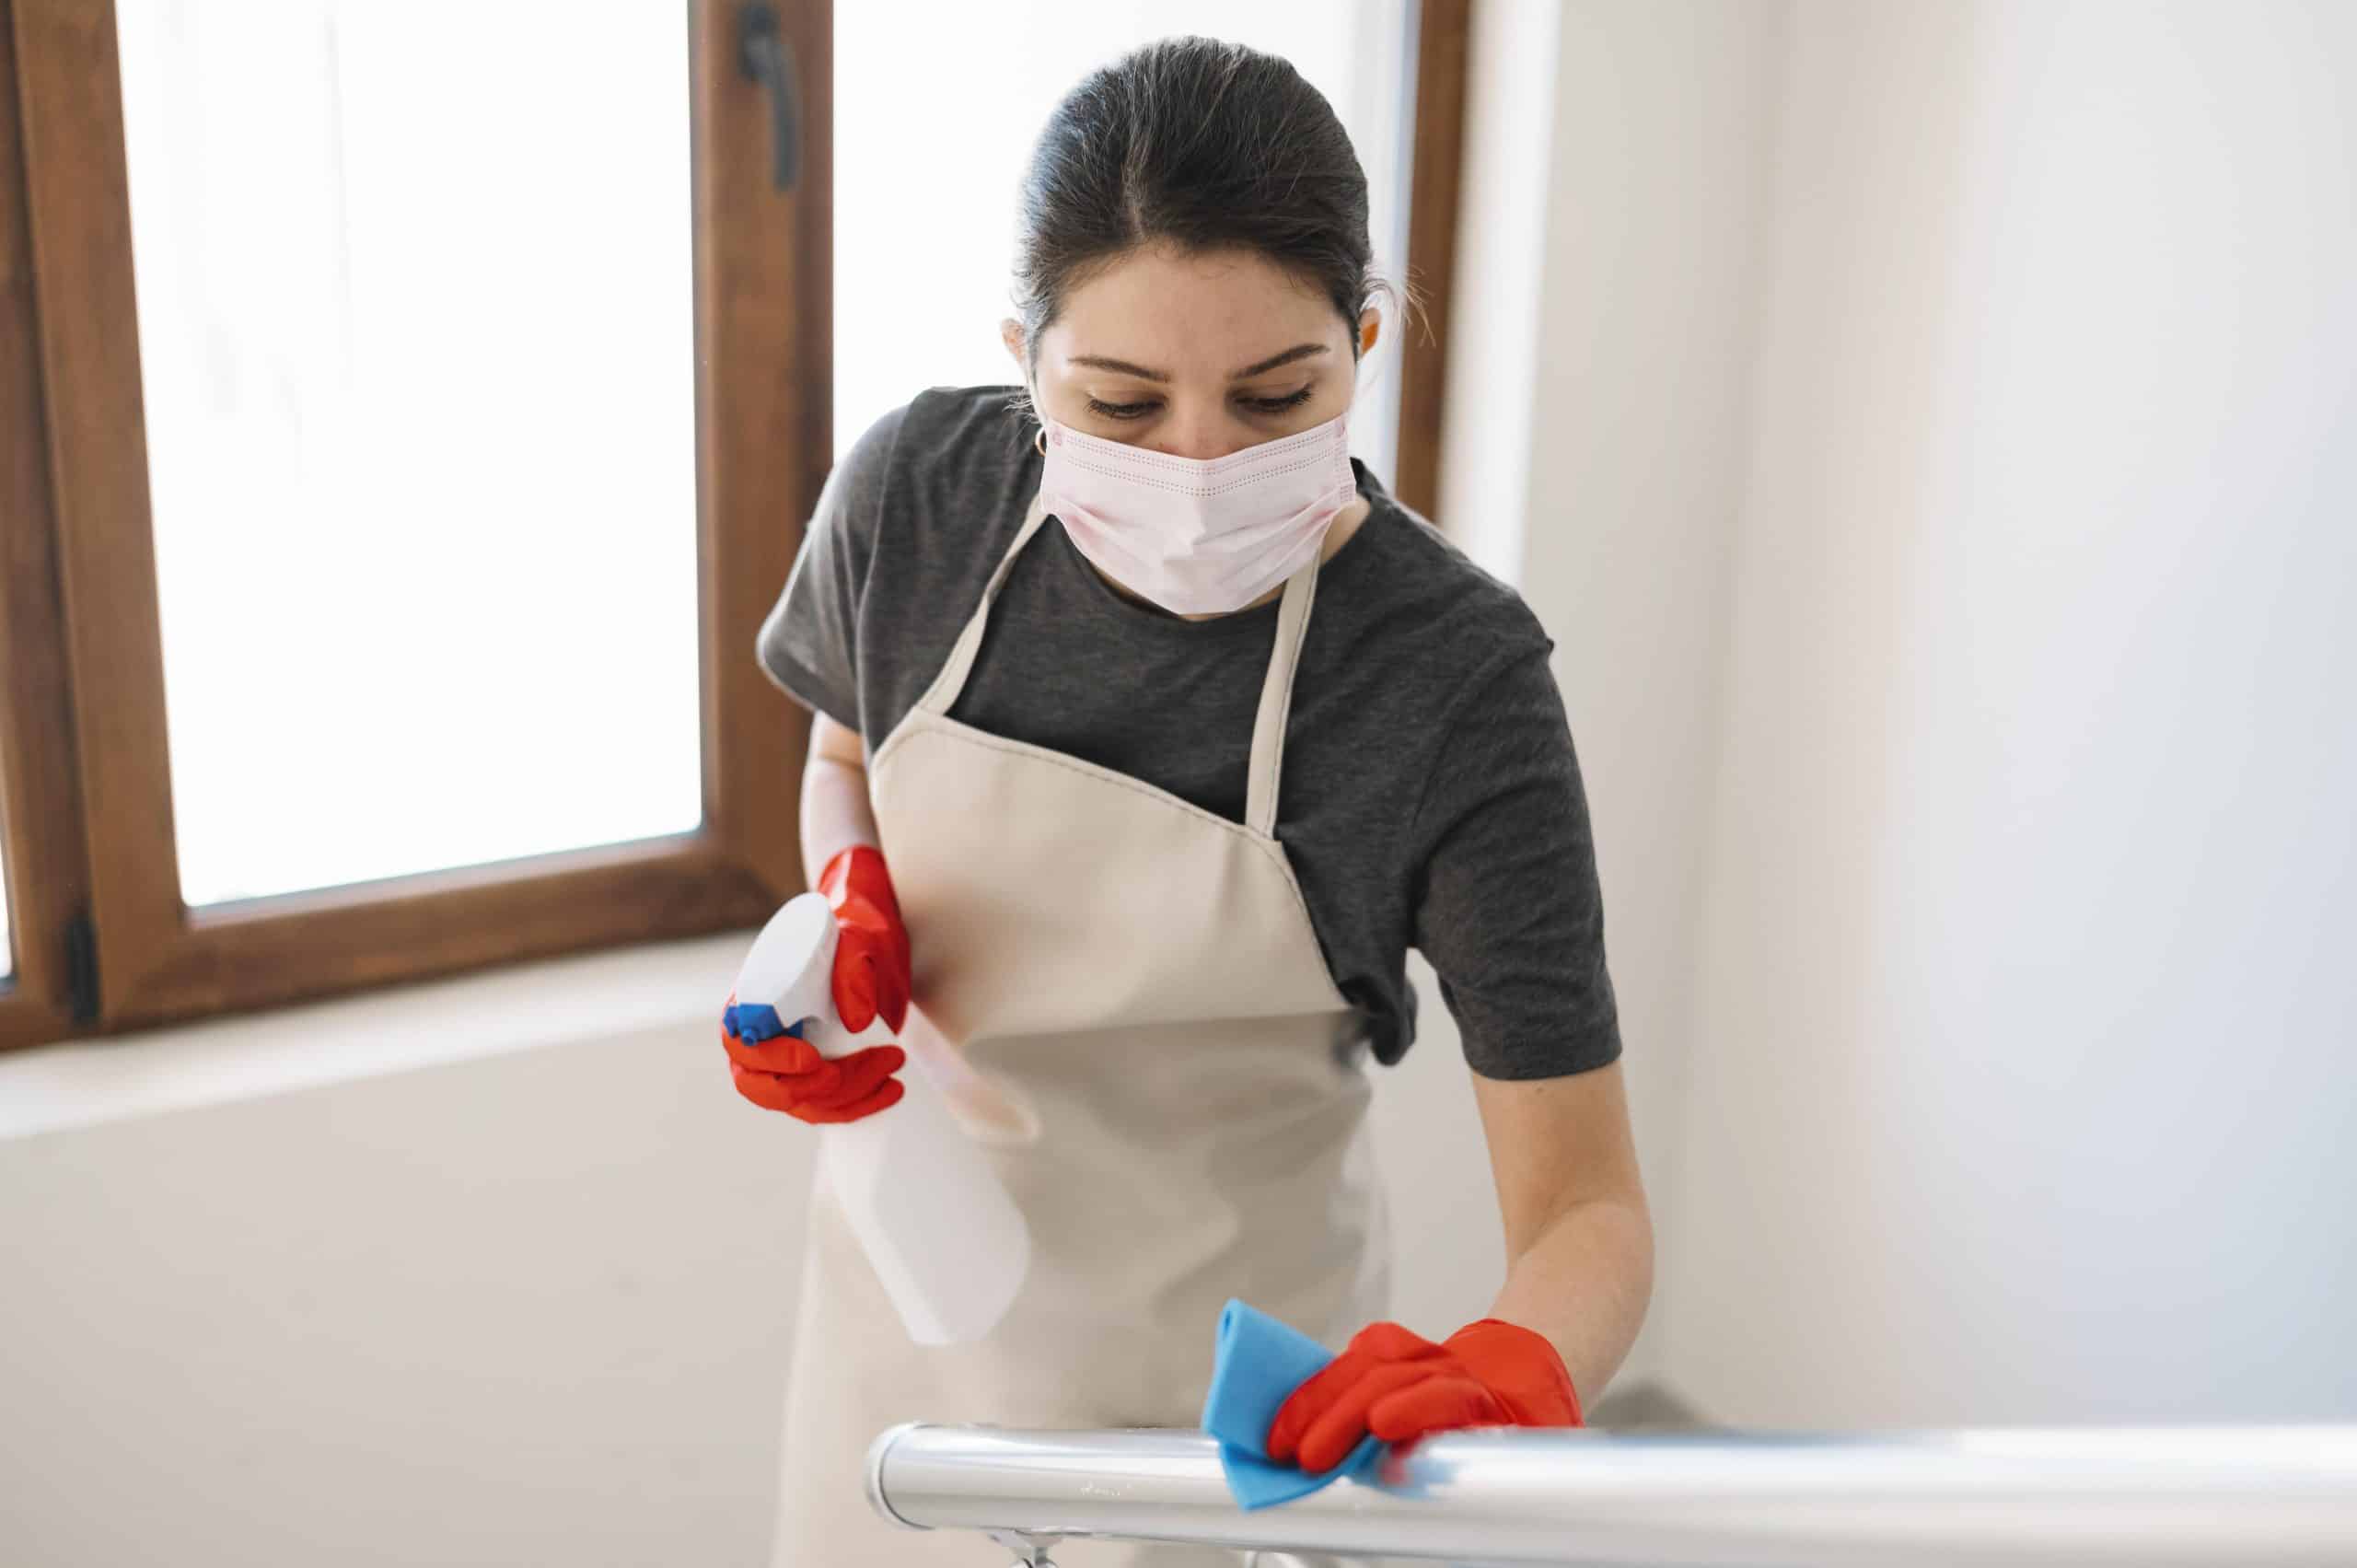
[733, 893, 842, 1047]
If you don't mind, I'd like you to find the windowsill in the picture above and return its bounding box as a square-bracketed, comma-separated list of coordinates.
[0, 930, 753, 1144]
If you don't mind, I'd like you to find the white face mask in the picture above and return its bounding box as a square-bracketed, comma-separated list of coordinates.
[1039, 410, 1357, 617]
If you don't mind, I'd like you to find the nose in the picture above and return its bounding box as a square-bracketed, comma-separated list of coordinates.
[1147, 406, 1250, 462]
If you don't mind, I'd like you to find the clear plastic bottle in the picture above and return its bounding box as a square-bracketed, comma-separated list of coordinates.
[734, 896, 1030, 1346]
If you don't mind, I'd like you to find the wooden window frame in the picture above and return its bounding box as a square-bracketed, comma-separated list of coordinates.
[0, 0, 87, 1051]
[1, 0, 825, 1043]
[1396, 0, 1469, 520]
[0, 0, 1468, 1053]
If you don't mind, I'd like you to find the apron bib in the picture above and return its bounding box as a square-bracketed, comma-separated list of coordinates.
[769, 494, 1392, 1567]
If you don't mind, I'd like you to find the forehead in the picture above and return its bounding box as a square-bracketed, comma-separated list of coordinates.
[1046, 244, 1342, 368]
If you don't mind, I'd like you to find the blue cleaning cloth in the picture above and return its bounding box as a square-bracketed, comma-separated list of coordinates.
[1200, 1299, 1385, 1510]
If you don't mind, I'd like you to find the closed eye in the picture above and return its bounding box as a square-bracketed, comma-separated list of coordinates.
[1083, 387, 1318, 422]
[1241, 388, 1315, 414]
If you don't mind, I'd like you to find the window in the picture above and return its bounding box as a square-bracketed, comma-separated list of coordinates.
[2, 0, 822, 1044]
[113, 1, 704, 907]
[0, 1, 1466, 1053]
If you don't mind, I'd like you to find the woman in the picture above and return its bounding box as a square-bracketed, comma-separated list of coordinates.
[730, 37, 1652, 1568]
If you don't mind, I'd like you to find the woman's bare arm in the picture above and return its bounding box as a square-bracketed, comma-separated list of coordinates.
[1473, 1062, 1655, 1405]
[801, 713, 878, 888]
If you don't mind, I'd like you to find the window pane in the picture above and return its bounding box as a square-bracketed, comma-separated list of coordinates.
[114, 2, 702, 907]
[835, 2, 1413, 480]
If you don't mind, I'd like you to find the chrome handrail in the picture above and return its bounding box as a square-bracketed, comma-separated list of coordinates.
[866, 1422, 2357, 1565]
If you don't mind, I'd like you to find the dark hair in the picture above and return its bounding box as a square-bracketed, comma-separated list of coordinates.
[1012, 37, 1383, 374]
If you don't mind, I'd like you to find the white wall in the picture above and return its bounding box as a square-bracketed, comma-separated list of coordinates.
[1459, 0, 2355, 1426]
[1436, 0, 1562, 587]
[1656, 0, 2357, 1425]
[1449, 0, 1791, 1388]
[0, 944, 798, 1566]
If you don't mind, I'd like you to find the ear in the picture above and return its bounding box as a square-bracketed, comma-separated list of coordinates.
[1001, 318, 1027, 369]
[1357, 308, 1382, 359]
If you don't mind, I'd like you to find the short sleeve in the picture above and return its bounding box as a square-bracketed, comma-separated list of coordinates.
[1410, 646, 1621, 1080]
[754, 404, 908, 731]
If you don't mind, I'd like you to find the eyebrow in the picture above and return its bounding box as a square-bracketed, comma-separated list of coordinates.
[1067, 343, 1332, 384]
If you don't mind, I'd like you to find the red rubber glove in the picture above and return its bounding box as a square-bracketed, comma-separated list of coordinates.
[721, 995, 907, 1124]
[721, 845, 913, 1124]
[816, 845, 912, 1035]
[1267, 1318, 1584, 1473]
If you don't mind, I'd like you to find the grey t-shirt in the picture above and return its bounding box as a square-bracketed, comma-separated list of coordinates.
[757, 387, 1619, 1080]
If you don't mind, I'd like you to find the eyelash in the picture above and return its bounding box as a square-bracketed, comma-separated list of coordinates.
[1086, 387, 1316, 422]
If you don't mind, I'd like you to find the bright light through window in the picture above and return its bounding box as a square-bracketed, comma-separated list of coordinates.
[835, 2, 1413, 480]
[114, 2, 702, 908]
[1, 854, 12, 982]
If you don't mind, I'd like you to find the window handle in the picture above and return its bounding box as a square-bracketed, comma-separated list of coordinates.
[737, 2, 800, 192]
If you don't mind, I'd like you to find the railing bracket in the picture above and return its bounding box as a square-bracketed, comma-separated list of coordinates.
[986, 1527, 1058, 1567]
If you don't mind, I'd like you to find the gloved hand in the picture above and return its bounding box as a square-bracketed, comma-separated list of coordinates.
[721, 996, 907, 1124]
[816, 844, 912, 1035]
[721, 844, 914, 1124]
[1266, 1318, 1583, 1473]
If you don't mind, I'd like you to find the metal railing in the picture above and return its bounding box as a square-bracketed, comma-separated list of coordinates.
[865, 1421, 2357, 1565]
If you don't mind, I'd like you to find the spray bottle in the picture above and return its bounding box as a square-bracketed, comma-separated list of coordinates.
[733, 895, 1030, 1346]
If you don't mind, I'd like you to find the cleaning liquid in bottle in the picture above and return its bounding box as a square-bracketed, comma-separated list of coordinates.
[733, 895, 1030, 1346]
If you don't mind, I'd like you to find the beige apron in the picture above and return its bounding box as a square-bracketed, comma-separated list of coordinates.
[769, 494, 1394, 1567]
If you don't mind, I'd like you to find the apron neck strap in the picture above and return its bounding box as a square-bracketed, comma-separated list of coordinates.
[916, 488, 1321, 839]
[1244, 559, 1318, 837]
